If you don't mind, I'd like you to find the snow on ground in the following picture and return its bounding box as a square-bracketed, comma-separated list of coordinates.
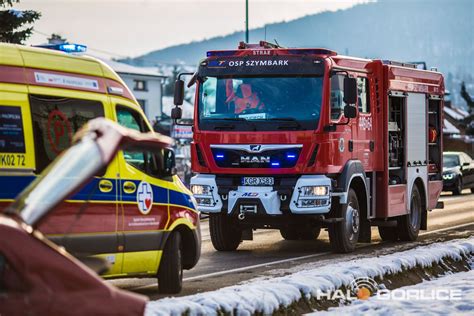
[145, 237, 474, 316]
[314, 268, 474, 315]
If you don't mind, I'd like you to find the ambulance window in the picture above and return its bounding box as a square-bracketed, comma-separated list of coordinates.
[116, 106, 150, 172]
[29, 95, 104, 173]
[357, 77, 370, 113]
[0, 106, 26, 154]
[330, 75, 345, 120]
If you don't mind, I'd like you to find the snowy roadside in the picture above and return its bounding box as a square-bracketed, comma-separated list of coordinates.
[314, 267, 474, 315]
[145, 237, 474, 316]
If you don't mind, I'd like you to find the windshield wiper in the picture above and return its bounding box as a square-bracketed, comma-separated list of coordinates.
[264, 117, 302, 130]
[207, 118, 257, 131]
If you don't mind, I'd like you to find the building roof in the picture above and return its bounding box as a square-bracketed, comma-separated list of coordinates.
[444, 106, 468, 121]
[94, 56, 167, 78]
[443, 119, 460, 134]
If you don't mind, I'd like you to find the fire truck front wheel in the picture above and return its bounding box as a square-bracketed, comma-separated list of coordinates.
[209, 213, 242, 251]
[397, 185, 422, 241]
[329, 188, 360, 253]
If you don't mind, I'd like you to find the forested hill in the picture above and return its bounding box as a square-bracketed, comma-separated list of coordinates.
[123, 0, 473, 76]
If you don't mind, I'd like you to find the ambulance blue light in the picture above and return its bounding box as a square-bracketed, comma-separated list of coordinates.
[34, 43, 87, 54]
[286, 154, 296, 159]
[215, 154, 224, 159]
[59, 43, 87, 53]
[271, 162, 280, 167]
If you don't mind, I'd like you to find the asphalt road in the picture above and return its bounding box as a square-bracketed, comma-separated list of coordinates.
[109, 190, 474, 299]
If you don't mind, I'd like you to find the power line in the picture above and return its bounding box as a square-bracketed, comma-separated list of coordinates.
[32, 29, 195, 67]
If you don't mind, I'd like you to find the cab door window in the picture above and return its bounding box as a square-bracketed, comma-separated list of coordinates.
[330, 75, 345, 120]
[29, 95, 104, 173]
[116, 106, 150, 172]
[357, 77, 370, 113]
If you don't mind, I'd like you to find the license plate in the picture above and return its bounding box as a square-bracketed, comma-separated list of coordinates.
[242, 177, 274, 186]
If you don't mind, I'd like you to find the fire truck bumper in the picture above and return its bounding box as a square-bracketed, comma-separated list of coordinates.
[191, 174, 332, 215]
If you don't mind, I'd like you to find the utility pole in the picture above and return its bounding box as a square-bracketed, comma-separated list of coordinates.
[245, 0, 249, 43]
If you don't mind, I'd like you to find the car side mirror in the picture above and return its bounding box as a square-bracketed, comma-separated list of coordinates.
[344, 105, 357, 119]
[343, 77, 357, 105]
[174, 79, 184, 106]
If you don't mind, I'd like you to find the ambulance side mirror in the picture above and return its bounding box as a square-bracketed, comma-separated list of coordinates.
[150, 148, 177, 178]
[162, 148, 177, 177]
[343, 77, 358, 105]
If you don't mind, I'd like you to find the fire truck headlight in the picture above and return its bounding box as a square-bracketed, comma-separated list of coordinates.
[301, 186, 329, 196]
[442, 173, 455, 180]
[191, 185, 211, 196]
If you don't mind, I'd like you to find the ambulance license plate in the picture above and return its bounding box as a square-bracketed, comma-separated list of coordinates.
[242, 177, 274, 186]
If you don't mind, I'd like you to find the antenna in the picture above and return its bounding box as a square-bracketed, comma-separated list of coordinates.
[245, 0, 249, 43]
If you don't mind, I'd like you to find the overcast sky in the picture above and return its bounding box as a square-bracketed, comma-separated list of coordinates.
[14, 0, 368, 59]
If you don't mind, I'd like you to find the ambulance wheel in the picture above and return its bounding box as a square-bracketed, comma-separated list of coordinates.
[378, 226, 399, 242]
[397, 185, 422, 241]
[157, 232, 182, 294]
[209, 213, 242, 251]
[280, 226, 321, 240]
[329, 188, 360, 253]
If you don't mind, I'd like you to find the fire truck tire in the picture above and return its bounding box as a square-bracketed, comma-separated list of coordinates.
[329, 188, 360, 253]
[157, 232, 183, 294]
[397, 185, 422, 241]
[209, 213, 242, 251]
[377, 226, 398, 241]
[280, 226, 321, 240]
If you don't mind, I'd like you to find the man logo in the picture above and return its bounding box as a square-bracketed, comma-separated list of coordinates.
[250, 145, 262, 152]
[240, 156, 270, 163]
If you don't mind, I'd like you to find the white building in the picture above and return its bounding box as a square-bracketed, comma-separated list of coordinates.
[98, 58, 167, 122]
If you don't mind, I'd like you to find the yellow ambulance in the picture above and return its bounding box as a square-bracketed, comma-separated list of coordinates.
[0, 43, 200, 294]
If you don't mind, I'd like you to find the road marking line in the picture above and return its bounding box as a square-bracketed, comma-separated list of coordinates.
[420, 222, 474, 235]
[132, 221, 474, 291]
[183, 252, 332, 282]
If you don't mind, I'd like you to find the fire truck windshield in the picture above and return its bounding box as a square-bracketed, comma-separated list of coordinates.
[198, 76, 323, 131]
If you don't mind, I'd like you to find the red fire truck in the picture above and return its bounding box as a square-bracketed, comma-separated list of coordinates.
[172, 41, 444, 253]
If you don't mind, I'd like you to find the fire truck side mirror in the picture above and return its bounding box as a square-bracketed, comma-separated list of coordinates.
[171, 106, 182, 120]
[344, 105, 357, 119]
[343, 77, 358, 105]
[174, 79, 185, 106]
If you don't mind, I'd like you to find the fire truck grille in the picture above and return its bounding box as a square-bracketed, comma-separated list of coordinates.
[211, 148, 302, 168]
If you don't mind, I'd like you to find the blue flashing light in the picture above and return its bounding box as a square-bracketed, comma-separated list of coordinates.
[59, 43, 87, 53]
[286, 154, 296, 159]
[35, 43, 87, 54]
[215, 154, 224, 159]
[207, 50, 238, 57]
[271, 162, 280, 167]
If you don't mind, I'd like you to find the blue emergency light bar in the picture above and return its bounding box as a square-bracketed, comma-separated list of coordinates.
[207, 48, 336, 58]
[35, 43, 87, 54]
